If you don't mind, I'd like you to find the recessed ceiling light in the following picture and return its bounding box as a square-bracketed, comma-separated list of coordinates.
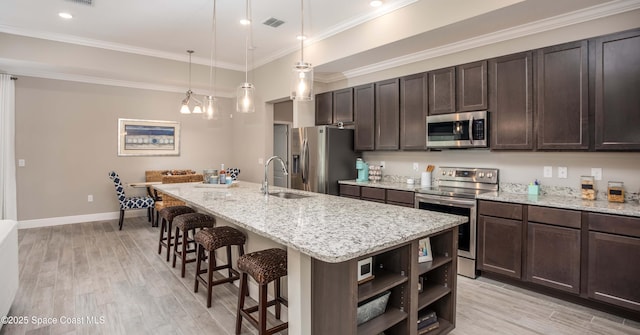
[240, 19, 251, 25]
[370, 0, 383, 7]
[58, 12, 73, 19]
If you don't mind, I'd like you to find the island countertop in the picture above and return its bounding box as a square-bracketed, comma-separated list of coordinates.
[154, 181, 465, 263]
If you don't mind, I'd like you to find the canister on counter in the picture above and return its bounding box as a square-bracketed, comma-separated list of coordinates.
[581, 176, 596, 200]
[607, 181, 625, 203]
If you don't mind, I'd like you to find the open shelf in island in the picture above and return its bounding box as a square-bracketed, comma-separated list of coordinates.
[358, 307, 408, 335]
[417, 255, 452, 276]
[418, 317, 453, 335]
[358, 269, 408, 302]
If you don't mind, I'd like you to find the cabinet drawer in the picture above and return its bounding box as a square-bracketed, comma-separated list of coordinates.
[588, 213, 640, 238]
[361, 187, 386, 201]
[386, 190, 414, 206]
[340, 184, 360, 198]
[528, 206, 581, 229]
[478, 200, 523, 220]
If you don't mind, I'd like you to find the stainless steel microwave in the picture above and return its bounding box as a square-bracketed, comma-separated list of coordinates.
[426, 111, 488, 148]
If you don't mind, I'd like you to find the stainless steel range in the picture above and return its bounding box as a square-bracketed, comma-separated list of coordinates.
[415, 167, 499, 278]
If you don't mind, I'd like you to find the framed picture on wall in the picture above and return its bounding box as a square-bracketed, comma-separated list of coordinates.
[118, 119, 180, 156]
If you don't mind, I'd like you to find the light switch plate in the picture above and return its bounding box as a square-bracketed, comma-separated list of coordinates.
[18, 159, 25, 167]
[413, 162, 419, 171]
[591, 168, 602, 181]
[543, 166, 552, 178]
[558, 166, 568, 179]
[380, 161, 386, 169]
[258, 158, 263, 165]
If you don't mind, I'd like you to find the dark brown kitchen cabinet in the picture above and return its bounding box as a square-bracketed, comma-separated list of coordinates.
[361, 186, 386, 203]
[587, 213, 640, 312]
[428, 67, 455, 115]
[400, 73, 428, 150]
[333, 87, 354, 124]
[457, 60, 487, 112]
[339, 184, 360, 199]
[354, 83, 375, 151]
[594, 28, 640, 150]
[526, 206, 582, 294]
[386, 190, 414, 208]
[375, 78, 400, 150]
[536, 41, 589, 150]
[477, 201, 523, 279]
[315, 91, 333, 125]
[489, 52, 535, 150]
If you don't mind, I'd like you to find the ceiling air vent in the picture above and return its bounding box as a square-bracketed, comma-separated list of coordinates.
[65, 0, 93, 6]
[262, 17, 285, 28]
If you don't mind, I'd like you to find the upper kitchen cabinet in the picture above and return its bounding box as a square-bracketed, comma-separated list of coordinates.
[400, 73, 428, 150]
[594, 28, 640, 150]
[315, 88, 354, 126]
[315, 91, 333, 125]
[489, 52, 535, 150]
[333, 88, 354, 124]
[375, 78, 400, 150]
[457, 60, 488, 112]
[428, 67, 455, 115]
[354, 83, 376, 151]
[536, 41, 589, 150]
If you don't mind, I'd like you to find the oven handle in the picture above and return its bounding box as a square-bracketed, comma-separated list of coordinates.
[415, 194, 475, 208]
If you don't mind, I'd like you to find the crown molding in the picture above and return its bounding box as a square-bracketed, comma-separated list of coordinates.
[323, 0, 640, 82]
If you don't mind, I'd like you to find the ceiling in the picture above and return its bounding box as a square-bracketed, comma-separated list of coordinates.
[1, 0, 638, 84]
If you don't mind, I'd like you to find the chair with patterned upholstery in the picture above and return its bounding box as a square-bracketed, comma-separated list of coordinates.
[108, 171, 155, 230]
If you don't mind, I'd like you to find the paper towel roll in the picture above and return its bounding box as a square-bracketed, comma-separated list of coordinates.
[421, 172, 432, 187]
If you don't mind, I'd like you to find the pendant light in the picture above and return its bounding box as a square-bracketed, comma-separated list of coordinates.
[203, 0, 219, 120]
[236, 0, 255, 113]
[290, 0, 313, 101]
[180, 50, 203, 114]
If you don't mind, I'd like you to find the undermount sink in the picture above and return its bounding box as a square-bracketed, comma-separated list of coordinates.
[268, 191, 311, 199]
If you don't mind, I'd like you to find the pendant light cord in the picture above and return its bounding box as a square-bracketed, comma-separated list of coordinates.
[300, 0, 304, 63]
[208, 0, 217, 96]
[244, 0, 249, 84]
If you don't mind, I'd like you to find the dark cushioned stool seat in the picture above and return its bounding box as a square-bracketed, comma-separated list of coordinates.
[158, 206, 195, 262]
[172, 213, 216, 277]
[194, 226, 246, 308]
[236, 248, 288, 335]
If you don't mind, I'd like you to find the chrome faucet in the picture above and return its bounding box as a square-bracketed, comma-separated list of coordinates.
[262, 155, 289, 195]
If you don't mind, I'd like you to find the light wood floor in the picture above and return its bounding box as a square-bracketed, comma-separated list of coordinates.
[2, 216, 639, 335]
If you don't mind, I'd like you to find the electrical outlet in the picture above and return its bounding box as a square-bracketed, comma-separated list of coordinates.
[412, 162, 419, 171]
[543, 166, 553, 178]
[591, 168, 602, 181]
[87, 195, 93, 202]
[558, 166, 568, 179]
[380, 161, 386, 169]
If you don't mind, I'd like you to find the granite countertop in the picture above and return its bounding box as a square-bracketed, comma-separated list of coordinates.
[154, 182, 465, 263]
[339, 180, 420, 192]
[477, 192, 640, 218]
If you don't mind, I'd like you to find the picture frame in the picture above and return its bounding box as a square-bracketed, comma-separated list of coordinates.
[418, 237, 433, 263]
[118, 119, 180, 156]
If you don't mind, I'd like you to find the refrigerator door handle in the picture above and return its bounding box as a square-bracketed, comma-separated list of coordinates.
[301, 138, 309, 184]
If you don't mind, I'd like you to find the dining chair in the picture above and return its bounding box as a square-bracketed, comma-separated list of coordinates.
[108, 171, 156, 230]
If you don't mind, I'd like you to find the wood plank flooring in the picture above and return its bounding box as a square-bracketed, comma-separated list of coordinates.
[2, 216, 639, 335]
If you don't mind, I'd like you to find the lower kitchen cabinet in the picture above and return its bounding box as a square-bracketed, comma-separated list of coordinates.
[340, 184, 415, 208]
[526, 206, 581, 294]
[340, 184, 361, 199]
[587, 213, 640, 312]
[477, 214, 523, 279]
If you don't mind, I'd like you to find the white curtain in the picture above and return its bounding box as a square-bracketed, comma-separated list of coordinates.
[0, 74, 17, 220]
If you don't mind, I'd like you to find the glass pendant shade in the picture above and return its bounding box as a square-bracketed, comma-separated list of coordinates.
[291, 61, 313, 100]
[236, 82, 255, 113]
[202, 95, 218, 120]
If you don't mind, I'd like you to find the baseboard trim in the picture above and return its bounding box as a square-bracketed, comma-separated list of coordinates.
[18, 210, 147, 229]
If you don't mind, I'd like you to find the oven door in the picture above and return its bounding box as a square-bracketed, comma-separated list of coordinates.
[414, 193, 476, 260]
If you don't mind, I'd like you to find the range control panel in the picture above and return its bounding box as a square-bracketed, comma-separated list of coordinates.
[438, 167, 499, 184]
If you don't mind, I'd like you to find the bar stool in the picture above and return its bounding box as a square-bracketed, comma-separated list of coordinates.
[172, 213, 216, 277]
[235, 248, 288, 335]
[194, 226, 247, 308]
[158, 206, 195, 261]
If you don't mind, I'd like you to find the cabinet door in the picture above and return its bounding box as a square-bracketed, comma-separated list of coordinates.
[354, 83, 375, 151]
[428, 67, 455, 115]
[537, 41, 589, 150]
[489, 52, 534, 150]
[594, 28, 640, 150]
[478, 215, 522, 279]
[588, 231, 640, 312]
[400, 73, 428, 150]
[333, 88, 354, 124]
[375, 78, 400, 150]
[457, 60, 487, 112]
[526, 223, 580, 294]
[315, 91, 333, 125]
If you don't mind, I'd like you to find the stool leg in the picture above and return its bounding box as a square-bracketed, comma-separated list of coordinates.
[259, 283, 268, 335]
[172, 226, 180, 268]
[158, 218, 166, 254]
[275, 278, 282, 320]
[194, 244, 203, 293]
[226, 245, 233, 278]
[238, 245, 249, 297]
[235, 273, 248, 335]
[166, 220, 173, 262]
[180, 228, 188, 277]
[206, 249, 216, 308]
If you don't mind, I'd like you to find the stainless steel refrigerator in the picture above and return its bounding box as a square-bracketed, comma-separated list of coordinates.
[291, 126, 359, 195]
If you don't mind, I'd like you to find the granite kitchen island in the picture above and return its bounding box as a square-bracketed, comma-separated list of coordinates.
[154, 181, 466, 335]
